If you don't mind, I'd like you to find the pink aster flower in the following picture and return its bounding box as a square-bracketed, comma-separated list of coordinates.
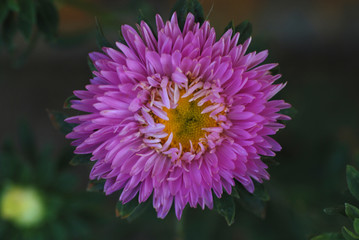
[66, 12, 291, 219]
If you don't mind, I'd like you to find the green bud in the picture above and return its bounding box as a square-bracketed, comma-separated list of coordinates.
[1, 185, 45, 228]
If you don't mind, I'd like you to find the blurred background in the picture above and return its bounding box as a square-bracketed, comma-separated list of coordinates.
[1, 0, 359, 239]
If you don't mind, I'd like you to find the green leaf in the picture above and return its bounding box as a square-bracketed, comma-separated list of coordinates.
[324, 205, 345, 216]
[236, 184, 267, 219]
[345, 203, 359, 220]
[116, 199, 151, 222]
[213, 193, 235, 226]
[95, 17, 112, 49]
[18, 0, 36, 40]
[253, 182, 270, 201]
[69, 154, 92, 166]
[63, 95, 79, 109]
[231, 187, 240, 199]
[311, 232, 345, 240]
[7, 0, 20, 12]
[47, 110, 76, 135]
[354, 219, 359, 234]
[235, 20, 252, 45]
[224, 20, 234, 34]
[342, 227, 359, 240]
[0, 1, 9, 24]
[171, 0, 204, 30]
[137, 9, 149, 25]
[87, 56, 96, 73]
[347, 165, 359, 201]
[116, 199, 146, 221]
[36, 0, 59, 40]
[87, 179, 105, 192]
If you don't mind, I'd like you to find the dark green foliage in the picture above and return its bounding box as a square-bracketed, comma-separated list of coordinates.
[0, 128, 104, 240]
[354, 219, 359, 235]
[342, 227, 359, 240]
[0, 1, 9, 26]
[171, 0, 204, 30]
[224, 20, 235, 34]
[235, 184, 268, 219]
[87, 179, 105, 192]
[212, 182, 270, 225]
[0, 0, 59, 58]
[69, 154, 92, 166]
[87, 56, 97, 73]
[345, 204, 359, 221]
[137, 9, 156, 39]
[35, 0, 58, 40]
[324, 206, 345, 216]
[213, 192, 235, 225]
[47, 110, 77, 135]
[116, 199, 150, 222]
[347, 166, 359, 201]
[1, 12, 17, 51]
[235, 20, 252, 44]
[18, 0, 36, 40]
[7, 0, 20, 12]
[63, 95, 79, 109]
[311, 233, 345, 240]
[95, 17, 113, 49]
[313, 166, 359, 240]
[224, 19, 252, 45]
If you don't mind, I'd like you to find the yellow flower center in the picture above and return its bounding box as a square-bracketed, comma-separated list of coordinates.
[158, 95, 217, 152]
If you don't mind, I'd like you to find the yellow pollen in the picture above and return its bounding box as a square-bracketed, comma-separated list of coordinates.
[158, 95, 218, 152]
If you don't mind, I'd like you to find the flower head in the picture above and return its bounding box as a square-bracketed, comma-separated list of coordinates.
[66, 12, 291, 219]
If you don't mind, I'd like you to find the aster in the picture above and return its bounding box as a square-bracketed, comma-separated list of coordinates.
[65, 2, 291, 221]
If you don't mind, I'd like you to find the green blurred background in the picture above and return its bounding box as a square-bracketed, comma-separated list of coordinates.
[1, 0, 359, 239]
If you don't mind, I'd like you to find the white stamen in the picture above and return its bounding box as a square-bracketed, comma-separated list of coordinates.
[146, 132, 168, 139]
[189, 140, 194, 153]
[161, 88, 171, 109]
[134, 113, 145, 124]
[201, 103, 221, 114]
[202, 127, 223, 133]
[141, 109, 155, 126]
[190, 89, 208, 102]
[197, 95, 212, 106]
[174, 84, 180, 104]
[209, 105, 225, 117]
[143, 138, 161, 144]
[182, 82, 203, 98]
[161, 132, 173, 152]
[150, 106, 169, 120]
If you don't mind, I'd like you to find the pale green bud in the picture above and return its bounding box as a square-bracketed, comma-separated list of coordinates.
[1, 185, 45, 228]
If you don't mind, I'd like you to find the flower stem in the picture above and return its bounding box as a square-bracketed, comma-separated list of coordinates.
[175, 210, 185, 240]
